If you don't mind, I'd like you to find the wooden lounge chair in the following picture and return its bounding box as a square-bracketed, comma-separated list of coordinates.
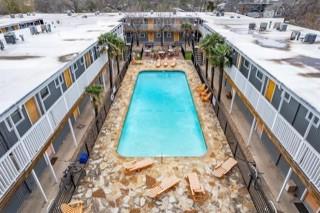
[60, 200, 83, 213]
[170, 58, 176, 68]
[132, 57, 143, 65]
[213, 158, 238, 178]
[196, 84, 206, 93]
[199, 88, 209, 96]
[163, 58, 168, 67]
[186, 173, 205, 201]
[156, 59, 161, 68]
[145, 176, 180, 198]
[124, 159, 154, 174]
[201, 92, 212, 102]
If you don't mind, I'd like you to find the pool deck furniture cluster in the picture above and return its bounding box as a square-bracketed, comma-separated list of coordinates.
[196, 84, 212, 102]
[71, 59, 255, 212]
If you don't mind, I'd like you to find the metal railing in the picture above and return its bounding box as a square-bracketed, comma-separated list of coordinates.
[225, 64, 320, 192]
[0, 54, 106, 200]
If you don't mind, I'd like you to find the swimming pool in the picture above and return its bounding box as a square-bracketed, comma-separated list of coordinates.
[117, 71, 207, 157]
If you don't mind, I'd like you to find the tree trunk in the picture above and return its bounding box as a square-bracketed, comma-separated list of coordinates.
[136, 32, 139, 46]
[107, 50, 113, 90]
[161, 30, 164, 47]
[217, 65, 224, 102]
[205, 58, 208, 79]
[116, 55, 120, 77]
[184, 32, 187, 50]
[211, 66, 215, 90]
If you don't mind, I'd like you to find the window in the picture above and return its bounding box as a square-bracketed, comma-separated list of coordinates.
[80, 57, 84, 66]
[166, 32, 172, 38]
[243, 59, 250, 70]
[72, 63, 78, 72]
[283, 92, 291, 103]
[54, 75, 63, 89]
[256, 70, 263, 81]
[4, 118, 13, 131]
[306, 111, 313, 122]
[40, 86, 50, 100]
[313, 116, 320, 128]
[11, 109, 24, 125]
[140, 32, 145, 38]
[156, 32, 161, 38]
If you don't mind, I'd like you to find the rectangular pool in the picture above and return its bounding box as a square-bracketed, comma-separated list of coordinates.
[117, 71, 207, 157]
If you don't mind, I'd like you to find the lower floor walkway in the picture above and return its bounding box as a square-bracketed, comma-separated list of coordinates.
[205, 65, 304, 212]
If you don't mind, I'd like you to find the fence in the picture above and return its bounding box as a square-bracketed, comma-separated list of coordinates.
[191, 53, 275, 213]
[48, 55, 131, 212]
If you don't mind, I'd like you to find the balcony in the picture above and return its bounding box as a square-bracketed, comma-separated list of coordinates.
[124, 24, 188, 32]
[0, 53, 107, 200]
[225, 64, 320, 193]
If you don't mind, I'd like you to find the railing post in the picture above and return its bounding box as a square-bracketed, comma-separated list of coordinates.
[32, 170, 48, 203]
[44, 152, 58, 183]
[229, 88, 236, 114]
[68, 118, 78, 147]
[276, 168, 292, 202]
[247, 117, 256, 145]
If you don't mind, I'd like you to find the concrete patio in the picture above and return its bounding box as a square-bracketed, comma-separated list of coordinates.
[72, 60, 255, 212]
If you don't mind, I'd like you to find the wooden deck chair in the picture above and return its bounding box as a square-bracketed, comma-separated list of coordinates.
[186, 173, 205, 201]
[60, 200, 84, 213]
[196, 84, 206, 93]
[156, 59, 161, 68]
[170, 58, 177, 68]
[199, 88, 209, 96]
[213, 158, 238, 178]
[145, 176, 180, 198]
[124, 159, 154, 174]
[201, 92, 212, 102]
[163, 58, 168, 67]
[132, 57, 143, 65]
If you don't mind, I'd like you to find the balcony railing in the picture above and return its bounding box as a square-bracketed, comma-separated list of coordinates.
[0, 53, 107, 200]
[124, 24, 187, 31]
[225, 65, 320, 192]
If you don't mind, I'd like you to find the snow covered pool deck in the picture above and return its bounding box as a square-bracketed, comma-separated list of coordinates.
[0, 13, 124, 116]
[71, 60, 255, 212]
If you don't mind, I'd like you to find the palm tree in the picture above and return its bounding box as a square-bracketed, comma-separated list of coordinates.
[210, 43, 232, 102]
[85, 84, 103, 117]
[98, 33, 125, 89]
[181, 22, 192, 50]
[200, 33, 224, 87]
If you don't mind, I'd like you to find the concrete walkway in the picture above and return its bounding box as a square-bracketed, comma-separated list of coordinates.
[18, 100, 95, 213]
[218, 78, 300, 213]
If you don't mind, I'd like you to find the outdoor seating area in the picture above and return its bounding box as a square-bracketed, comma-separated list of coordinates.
[71, 60, 254, 212]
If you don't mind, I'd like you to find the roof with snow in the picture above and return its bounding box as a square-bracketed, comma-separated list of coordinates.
[199, 12, 320, 114]
[0, 13, 124, 117]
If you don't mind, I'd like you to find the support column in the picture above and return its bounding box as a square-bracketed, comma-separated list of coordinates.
[276, 168, 292, 202]
[247, 117, 256, 145]
[44, 152, 58, 183]
[300, 188, 308, 201]
[31, 170, 48, 203]
[229, 88, 236, 114]
[68, 118, 78, 147]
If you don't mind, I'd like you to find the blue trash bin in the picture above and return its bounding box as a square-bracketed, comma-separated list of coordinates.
[79, 152, 88, 164]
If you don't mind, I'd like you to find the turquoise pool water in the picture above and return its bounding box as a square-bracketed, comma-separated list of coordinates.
[117, 71, 207, 157]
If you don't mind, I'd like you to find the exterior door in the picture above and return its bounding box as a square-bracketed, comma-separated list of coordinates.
[174, 32, 180, 42]
[148, 32, 154, 42]
[25, 97, 40, 124]
[265, 79, 276, 102]
[63, 68, 73, 88]
[304, 191, 320, 213]
[72, 106, 80, 120]
[148, 18, 154, 30]
[85, 52, 92, 68]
